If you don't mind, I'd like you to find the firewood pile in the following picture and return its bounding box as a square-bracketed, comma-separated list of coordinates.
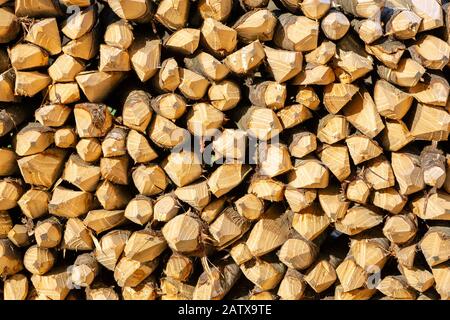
[0, 0, 449, 300]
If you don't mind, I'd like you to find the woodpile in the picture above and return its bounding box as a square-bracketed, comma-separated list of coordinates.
[0, 0, 449, 301]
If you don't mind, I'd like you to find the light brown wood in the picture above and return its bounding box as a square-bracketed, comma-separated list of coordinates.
[155, 0, 189, 31]
[4, 274, 28, 300]
[274, 13, 319, 52]
[23, 245, 55, 275]
[124, 229, 166, 262]
[130, 38, 161, 82]
[125, 195, 153, 225]
[162, 214, 202, 254]
[8, 224, 30, 247]
[95, 180, 131, 210]
[48, 186, 93, 218]
[104, 20, 134, 50]
[224, 41, 265, 74]
[95, 230, 131, 271]
[292, 203, 330, 240]
[321, 11, 350, 40]
[174, 180, 211, 211]
[63, 218, 94, 251]
[240, 258, 285, 291]
[31, 268, 71, 300]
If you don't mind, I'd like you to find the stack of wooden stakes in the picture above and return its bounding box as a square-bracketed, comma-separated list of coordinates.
[0, 0, 449, 300]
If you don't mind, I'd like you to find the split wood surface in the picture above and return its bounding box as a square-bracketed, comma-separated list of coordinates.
[0, 0, 449, 301]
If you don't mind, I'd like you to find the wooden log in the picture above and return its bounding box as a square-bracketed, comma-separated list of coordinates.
[335, 206, 383, 236]
[34, 217, 62, 249]
[321, 11, 350, 41]
[124, 195, 153, 225]
[420, 227, 450, 267]
[15, 0, 62, 17]
[346, 134, 383, 165]
[100, 156, 129, 185]
[335, 285, 376, 300]
[323, 83, 358, 114]
[152, 57, 180, 92]
[162, 151, 201, 188]
[104, 20, 134, 50]
[48, 82, 80, 104]
[377, 58, 425, 88]
[248, 176, 285, 202]
[107, 0, 153, 22]
[174, 180, 211, 211]
[343, 89, 384, 139]
[372, 187, 407, 214]
[3, 274, 28, 300]
[264, 46, 302, 83]
[129, 38, 161, 82]
[318, 144, 351, 182]
[292, 64, 335, 86]
[288, 158, 329, 189]
[352, 15, 383, 44]
[295, 86, 320, 110]
[391, 152, 425, 195]
[412, 191, 449, 221]
[99, 45, 130, 72]
[126, 129, 158, 163]
[31, 268, 71, 300]
[0, 211, 12, 238]
[55, 128, 77, 148]
[18, 189, 50, 219]
[83, 209, 126, 234]
[71, 253, 98, 288]
[383, 214, 418, 245]
[63, 30, 99, 60]
[9, 43, 49, 71]
[432, 262, 450, 300]
[185, 52, 229, 82]
[318, 185, 350, 222]
[230, 241, 253, 266]
[409, 74, 449, 107]
[187, 103, 224, 137]
[95, 180, 131, 210]
[0, 7, 20, 44]
[75, 71, 124, 103]
[193, 258, 240, 300]
[363, 156, 396, 190]
[0, 148, 17, 176]
[160, 277, 195, 300]
[399, 264, 435, 293]
[124, 229, 166, 263]
[304, 256, 338, 293]
[284, 188, 316, 213]
[305, 41, 336, 65]
[381, 119, 414, 152]
[240, 258, 286, 291]
[301, 0, 331, 19]
[274, 13, 319, 52]
[278, 234, 318, 270]
[200, 197, 226, 224]
[122, 278, 157, 300]
[334, 49, 373, 84]
[334, 0, 384, 18]
[148, 115, 188, 149]
[23, 245, 55, 275]
[207, 163, 251, 197]
[350, 233, 390, 271]
[0, 69, 17, 102]
[374, 79, 413, 120]
[151, 93, 186, 120]
[164, 253, 192, 281]
[249, 81, 286, 110]
[153, 194, 180, 222]
[162, 214, 202, 254]
[386, 10, 422, 40]
[17, 148, 66, 188]
[292, 203, 330, 241]
[61, 5, 96, 40]
[336, 258, 368, 292]
[377, 275, 416, 300]
[0, 179, 23, 210]
[48, 186, 93, 218]
[410, 0, 443, 32]
[164, 28, 200, 55]
[35, 104, 71, 128]
[410, 104, 450, 141]
[76, 138, 102, 162]
[208, 80, 240, 111]
[233, 9, 277, 43]
[345, 178, 370, 204]
[178, 68, 210, 100]
[94, 230, 131, 271]
[15, 123, 54, 157]
[235, 193, 264, 221]
[63, 218, 94, 251]
[86, 284, 119, 300]
[14, 71, 51, 97]
[317, 115, 349, 145]
[0, 239, 23, 276]
[201, 18, 237, 57]
[8, 224, 30, 247]
[74, 103, 112, 138]
[289, 131, 317, 159]
[48, 54, 85, 83]
[155, 0, 189, 31]
[198, 0, 232, 22]
[223, 41, 265, 74]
